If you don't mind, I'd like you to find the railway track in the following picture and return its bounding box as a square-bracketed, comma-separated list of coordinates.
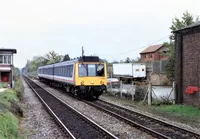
[84, 100, 200, 139]
[23, 76, 118, 139]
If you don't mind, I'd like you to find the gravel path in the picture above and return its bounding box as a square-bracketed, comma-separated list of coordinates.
[35, 80, 154, 139]
[19, 79, 69, 139]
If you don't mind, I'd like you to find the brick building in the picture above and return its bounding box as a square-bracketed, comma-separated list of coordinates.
[174, 21, 200, 107]
[0, 48, 17, 88]
[140, 44, 168, 62]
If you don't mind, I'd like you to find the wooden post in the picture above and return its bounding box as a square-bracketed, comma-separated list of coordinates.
[148, 82, 152, 106]
[172, 81, 176, 105]
[132, 81, 135, 101]
[120, 80, 122, 98]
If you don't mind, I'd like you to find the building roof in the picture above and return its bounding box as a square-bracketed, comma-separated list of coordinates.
[0, 48, 17, 53]
[174, 21, 200, 33]
[140, 44, 163, 54]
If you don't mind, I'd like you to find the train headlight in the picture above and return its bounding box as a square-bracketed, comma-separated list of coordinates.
[91, 80, 94, 84]
[81, 81, 84, 85]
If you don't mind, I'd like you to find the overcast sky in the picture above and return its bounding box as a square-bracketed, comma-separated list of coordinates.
[0, 0, 200, 68]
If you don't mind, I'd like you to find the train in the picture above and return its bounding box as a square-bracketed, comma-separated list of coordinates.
[38, 56, 107, 100]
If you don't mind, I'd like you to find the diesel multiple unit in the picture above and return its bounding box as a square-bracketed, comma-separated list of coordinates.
[38, 56, 107, 99]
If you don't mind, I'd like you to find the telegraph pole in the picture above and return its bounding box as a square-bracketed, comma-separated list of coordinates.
[82, 46, 84, 57]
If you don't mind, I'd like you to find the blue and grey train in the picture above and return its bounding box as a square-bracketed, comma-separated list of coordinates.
[38, 56, 107, 99]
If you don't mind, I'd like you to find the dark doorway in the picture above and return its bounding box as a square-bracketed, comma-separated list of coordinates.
[1, 72, 10, 82]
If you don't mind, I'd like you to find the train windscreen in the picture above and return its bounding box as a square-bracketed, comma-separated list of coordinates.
[78, 64, 104, 77]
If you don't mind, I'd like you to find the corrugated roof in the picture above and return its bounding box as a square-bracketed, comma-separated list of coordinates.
[140, 44, 163, 54]
[174, 21, 200, 33]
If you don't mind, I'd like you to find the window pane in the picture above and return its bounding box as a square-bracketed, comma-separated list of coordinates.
[79, 64, 87, 77]
[88, 64, 96, 76]
[96, 64, 104, 76]
[4, 56, 8, 64]
[0, 56, 3, 63]
[8, 56, 11, 64]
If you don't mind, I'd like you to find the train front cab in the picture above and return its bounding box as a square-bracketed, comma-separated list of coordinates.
[74, 62, 107, 99]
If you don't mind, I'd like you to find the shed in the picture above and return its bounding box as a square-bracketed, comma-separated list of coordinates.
[174, 21, 200, 107]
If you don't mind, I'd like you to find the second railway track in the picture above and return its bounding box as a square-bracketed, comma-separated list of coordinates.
[85, 100, 200, 139]
[23, 76, 117, 139]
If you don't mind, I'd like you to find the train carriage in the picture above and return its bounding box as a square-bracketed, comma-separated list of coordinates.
[38, 56, 107, 99]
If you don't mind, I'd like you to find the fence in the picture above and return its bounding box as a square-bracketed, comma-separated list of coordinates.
[146, 60, 168, 73]
[106, 81, 175, 105]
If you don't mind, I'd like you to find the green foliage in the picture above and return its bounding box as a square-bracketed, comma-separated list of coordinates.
[24, 56, 47, 73]
[45, 50, 63, 64]
[170, 10, 199, 40]
[166, 11, 199, 80]
[125, 57, 131, 63]
[0, 112, 19, 139]
[24, 50, 64, 73]
[0, 83, 8, 88]
[163, 42, 174, 81]
[0, 80, 23, 138]
[0, 89, 18, 104]
[156, 105, 200, 119]
[62, 54, 70, 61]
[14, 79, 24, 100]
[134, 86, 147, 101]
[14, 67, 20, 77]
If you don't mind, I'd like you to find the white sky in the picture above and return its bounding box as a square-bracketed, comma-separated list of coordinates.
[0, 0, 200, 68]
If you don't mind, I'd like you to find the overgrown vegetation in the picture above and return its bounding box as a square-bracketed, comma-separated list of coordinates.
[134, 86, 147, 101]
[0, 74, 24, 139]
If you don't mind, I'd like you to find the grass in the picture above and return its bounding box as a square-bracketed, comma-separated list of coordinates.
[0, 77, 24, 139]
[0, 112, 19, 139]
[0, 82, 8, 88]
[153, 105, 200, 125]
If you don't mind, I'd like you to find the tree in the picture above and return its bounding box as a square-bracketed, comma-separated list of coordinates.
[131, 57, 140, 63]
[62, 54, 70, 61]
[163, 42, 174, 81]
[125, 57, 131, 63]
[170, 10, 199, 40]
[45, 50, 63, 64]
[165, 11, 199, 81]
[112, 61, 119, 64]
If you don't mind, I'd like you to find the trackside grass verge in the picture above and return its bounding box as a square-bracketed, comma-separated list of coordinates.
[0, 78, 24, 139]
[153, 105, 200, 127]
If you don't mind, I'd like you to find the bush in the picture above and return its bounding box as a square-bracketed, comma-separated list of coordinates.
[14, 79, 24, 101]
[134, 86, 147, 101]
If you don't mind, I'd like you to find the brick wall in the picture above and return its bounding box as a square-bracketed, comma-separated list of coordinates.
[140, 47, 168, 62]
[175, 27, 200, 108]
[182, 32, 200, 107]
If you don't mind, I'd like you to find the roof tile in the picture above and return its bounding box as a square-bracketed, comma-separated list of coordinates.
[140, 44, 163, 54]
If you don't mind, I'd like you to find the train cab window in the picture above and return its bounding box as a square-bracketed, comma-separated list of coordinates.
[96, 64, 104, 76]
[79, 64, 87, 77]
[88, 64, 96, 76]
[78, 63, 105, 77]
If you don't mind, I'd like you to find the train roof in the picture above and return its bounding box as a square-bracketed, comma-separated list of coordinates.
[38, 56, 104, 69]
